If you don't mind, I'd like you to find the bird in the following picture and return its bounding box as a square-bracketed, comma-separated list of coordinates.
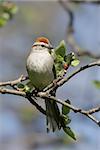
[26, 37, 61, 132]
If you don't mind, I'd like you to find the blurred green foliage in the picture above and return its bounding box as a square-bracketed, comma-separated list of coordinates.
[0, 1, 18, 27]
[93, 80, 100, 89]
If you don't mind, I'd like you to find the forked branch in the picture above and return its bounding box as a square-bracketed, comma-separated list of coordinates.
[0, 61, 100, 127]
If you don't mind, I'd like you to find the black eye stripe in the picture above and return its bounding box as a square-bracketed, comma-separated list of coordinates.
[41, 44, 53, 49]
[41, 44, 45, 47]
[32, 43, 53, 49]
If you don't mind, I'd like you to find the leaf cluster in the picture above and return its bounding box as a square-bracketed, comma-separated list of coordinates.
[53, 40, 80, 77]
[60, 100, 76, 140]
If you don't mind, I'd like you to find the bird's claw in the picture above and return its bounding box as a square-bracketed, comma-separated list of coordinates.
[31, 89, 38, 96]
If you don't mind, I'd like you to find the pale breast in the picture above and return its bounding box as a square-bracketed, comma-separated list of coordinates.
[26, 50, 54, 90]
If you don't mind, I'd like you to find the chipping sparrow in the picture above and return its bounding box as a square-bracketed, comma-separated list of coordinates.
[26, 37, 60, 132]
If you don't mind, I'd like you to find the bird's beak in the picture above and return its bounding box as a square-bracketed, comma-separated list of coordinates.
[48, 44, 53, 49]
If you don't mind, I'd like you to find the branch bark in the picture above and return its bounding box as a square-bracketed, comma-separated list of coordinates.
[0, 61, 100, 127]
[45, 60, 100, 93]
[0, 75, 28, 86]
[38, 93, 100, 127]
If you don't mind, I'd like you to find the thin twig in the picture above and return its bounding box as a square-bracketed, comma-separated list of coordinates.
[38, 93, 100, 126]
[57, 60, 100, 88]
[0, 87, 26, 97]
[0, 87, 46, 115]
[86, 106, 100, 114]
[0, 60, 100, 127]
[45, 60, 100, 93]
[26, 94, 46, 115]
[0, 75, 28, 86]
[43, 75, 64, 92]
[0, 85, 100, 126]
[65, 0, 100, 4]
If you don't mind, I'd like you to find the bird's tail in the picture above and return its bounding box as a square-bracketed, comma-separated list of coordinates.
[45, 98, 61, 132]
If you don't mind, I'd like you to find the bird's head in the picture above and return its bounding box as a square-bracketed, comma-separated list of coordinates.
[32, 37, 53, 50]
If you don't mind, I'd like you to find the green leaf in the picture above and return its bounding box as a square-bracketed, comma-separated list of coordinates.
[71, 59, 80, 67]
[65, 118, 71, 125]
[26, 81, 34, 89]
[56, 55, 64, 63]
[23, 81, 34, 93]
[64, 53, 73, 65]
[0, 17, 7, 27]
[55, 40, 66, 57]
[64, 52, 80, 67]
[63, 126, 76, 140]
[62, 100, 71, 115]
[2, 12, 10, 20]
[55, 63, 62, 72]
[55, 61, 65, 77]
[93, 80, 100, 89]
[60, 115, 71, 129]
[62, 115, 71, 125]
[17, 83, 25, 89]
[24, 85, 31, 93]
[10, 5, 18, 15]
[17, 83, 32, 93]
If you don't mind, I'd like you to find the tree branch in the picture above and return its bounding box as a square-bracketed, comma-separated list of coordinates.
[0, 87, 46, 115]
[45, 60, 100, 93]
[65, 0, 100, 4]
[56, 60, 100, 88]
[58, 0, 100, 59]
[0, 75, 28, 87]
[0, 60, 100, 127]
[38, 93, 100, 127]
[0, 87, 26, 97]
[86, 107, 100, 114]
[0, 86, 99, 126]
[26, 94, 46, 115]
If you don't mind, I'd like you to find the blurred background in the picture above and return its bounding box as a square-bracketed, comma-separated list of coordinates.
[0, 1, 100, 150]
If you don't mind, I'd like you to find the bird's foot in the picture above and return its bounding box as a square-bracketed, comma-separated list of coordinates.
[31, 89, 38, 96]
[53, 79, 58, 87]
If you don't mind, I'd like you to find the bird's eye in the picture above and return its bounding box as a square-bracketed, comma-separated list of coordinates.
[41, 44, 45, 47]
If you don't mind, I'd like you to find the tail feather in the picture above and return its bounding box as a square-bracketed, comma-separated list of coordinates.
[45, 98, 61, 132]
